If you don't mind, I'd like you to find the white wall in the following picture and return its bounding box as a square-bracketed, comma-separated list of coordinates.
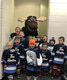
[0, 0, 2, 79]
[2, 0, 15, 48]
[0, 0, 2, 50]
[48, 0, 67, 44]
[0, 0, 15, 79]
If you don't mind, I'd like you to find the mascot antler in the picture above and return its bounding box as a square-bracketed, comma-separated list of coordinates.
[18, 17, 27, 23]
[18, 16, 47, 23]
[37, 16, 47, 22]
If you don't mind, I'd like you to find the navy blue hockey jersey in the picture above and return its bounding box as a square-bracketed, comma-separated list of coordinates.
[13, 43, 26, 65]
[40, 49, 52, 68]
[48, 44, 54, 54]
[20, 38, 28, 48]
[22, 27, 38, 38]
[35, 41, 41, 48]
[2, 49, 19, 74]
[10, 33, 18, 39]
[52, 44, 67, 65]
[26, 48, 42, 71]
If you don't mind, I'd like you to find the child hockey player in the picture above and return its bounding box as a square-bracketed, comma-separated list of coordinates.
[10, 27, 20, 39]
[13, 36, 26, 78]
[48, 37, 55, 74]
[26, 39, 42, 80]
[19, 31, 28, 48]
[48, 37, 55, 54]
[39, 43, 52, 76]
[27, 36, 33, 48]
[2, 42, 19, 80]
[35, 35, 41, 48]
[39, 35, 49, 49]
[42, 35, 49, 45]
[52, 36, 67, 77]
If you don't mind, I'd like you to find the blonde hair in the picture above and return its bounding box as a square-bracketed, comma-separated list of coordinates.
[7, 41, 13, 46]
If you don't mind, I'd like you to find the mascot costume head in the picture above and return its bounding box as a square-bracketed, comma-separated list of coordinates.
[18, 16, 46, 38]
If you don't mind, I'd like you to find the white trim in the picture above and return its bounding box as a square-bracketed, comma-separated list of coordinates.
[54, 58, 64, 62]
[5, 67, 16, 70]
[42, 63, 49, 66]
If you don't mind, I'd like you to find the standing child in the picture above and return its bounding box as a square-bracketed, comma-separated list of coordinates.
[2, 42, 19, 80]
[39, 35, 49, 49]
[39, 43, 52, 76]
[52, 36, 67, 77]
[48, 37, 55, 53]
[48, 38, 55, 74]
[19, 31, 28, 48]
[13, 36, 26, 78]
[26, 39, 42, 80]
[27, 36, 33, 48]
[35, 35, 41, 48]
[10, 27, 20, 39]
[42, 35, 49, 45]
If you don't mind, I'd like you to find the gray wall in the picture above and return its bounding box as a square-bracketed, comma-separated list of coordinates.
[39, 0, 49, 36]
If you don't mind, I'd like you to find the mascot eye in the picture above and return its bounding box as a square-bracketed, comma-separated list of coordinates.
[33, 18, 37, 22]
[28, 20, 31, 22]
[30, 18, 33, 22]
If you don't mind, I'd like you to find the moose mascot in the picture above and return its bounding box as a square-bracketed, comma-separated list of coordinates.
[18, 16, 46, 38]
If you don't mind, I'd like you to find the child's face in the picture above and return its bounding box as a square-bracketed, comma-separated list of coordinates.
[42, 45, 47, 50]
[7, 42, 13, 50]
[59, 39, 64, 44]
[37, 38, 41, 41]
[29, 44, 35, 49]
[43, 36, 47, 42]
[15, 28, 20, 35]
[14, 39, 20, 45]
[50, 41, 55, 45]
[19, 32, 25, 38]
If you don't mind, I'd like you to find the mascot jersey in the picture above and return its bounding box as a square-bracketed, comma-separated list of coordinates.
[22, 27, 38, 38]
[10, 33, 18, 39]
